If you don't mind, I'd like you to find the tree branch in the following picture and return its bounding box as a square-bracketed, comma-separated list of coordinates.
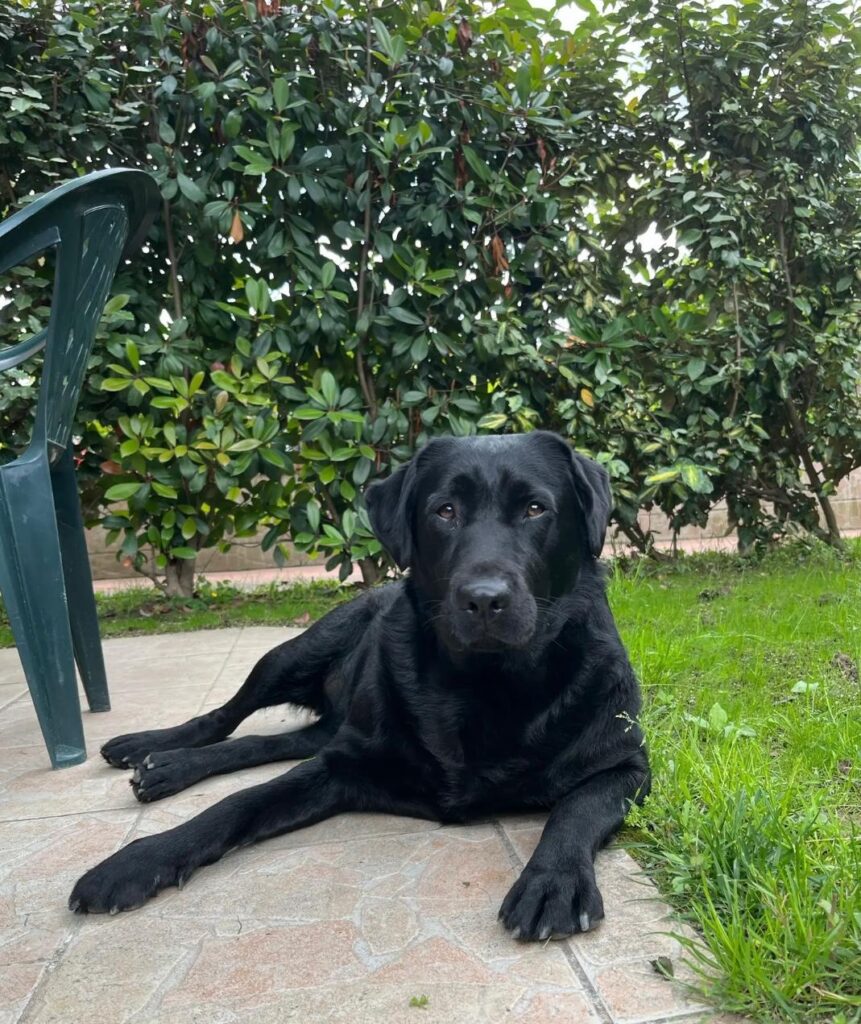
[162, 200, 183, 322]
[774, 211, 842, 547]
[728, 279, 743, 418]
[355, 3, 379, 420]
[674, 8, 701, 149]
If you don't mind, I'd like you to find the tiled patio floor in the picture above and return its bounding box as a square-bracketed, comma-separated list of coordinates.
[1, 629, 740, 1024]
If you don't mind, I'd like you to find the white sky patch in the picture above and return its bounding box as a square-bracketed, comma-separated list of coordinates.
[530, 0, 668, 267]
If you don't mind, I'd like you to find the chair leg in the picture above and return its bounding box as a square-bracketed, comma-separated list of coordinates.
[52, 449, 110, 712]
[0, 458, 86, 768]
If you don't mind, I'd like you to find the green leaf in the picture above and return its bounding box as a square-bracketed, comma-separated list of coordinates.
[177, 173, 206, 204]
[152, 482, 178, 499]
[104, 294, 129, 315]
[273, 77, 289, 111]
[410, 334, 429, 362]
[388, 306, 424, 325]
[307, 500, 321, 532]
[478, 412, 508, 430]
[515, 64, 532, 105]
[228, 438, 263, 452]
[680, 463, 713, 494]
[687, 357, 706, 380]
[211, 370, 237, 390]
[708, 702, 729, 734]
[645, 467, 680, 486]
[125, 339, 140, 371]
[372, 17, 394, 57]
[320, 370, 339, 407]
[320, 261, 336, 288]
[104, 482, 143, 501]
[461, 145, 492, 183]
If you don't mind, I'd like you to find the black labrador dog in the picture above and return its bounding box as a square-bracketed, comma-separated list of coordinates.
[70, 431, 649, 940]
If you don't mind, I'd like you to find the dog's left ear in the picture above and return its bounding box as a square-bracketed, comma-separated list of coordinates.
[364, 459, 418, 570]
[569, 452, 612, 559]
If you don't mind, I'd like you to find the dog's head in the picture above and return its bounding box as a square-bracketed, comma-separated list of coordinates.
[364, 432, 611, 654]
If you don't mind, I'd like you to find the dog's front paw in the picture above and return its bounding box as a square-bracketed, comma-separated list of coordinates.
[69, 837, 191, 914]
[101, 731, 162, 769]
[131, 750, 203, 803]
[498, 864, 604, 941]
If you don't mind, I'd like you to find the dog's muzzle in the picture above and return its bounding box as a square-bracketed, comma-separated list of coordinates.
[445, 573, 537, 651]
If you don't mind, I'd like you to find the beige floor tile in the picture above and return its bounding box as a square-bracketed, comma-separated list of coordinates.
[0, 649, 25, 687]
[97, 630, 242, 660]
[23, 825, 590, 1024]
[231, 625, 305, 649]
[0, 752, 133, 821]
[0, 687, 214, 820]
[0, 808, 141, 1024]
[0, 684, 209, 753]
[0, 683, 26, 711]
[102, 652, 230, 692]
[504, 829, 685, 970]
[498, 821, 712, 1022]
[0, 809, 139, 924]
[590, 960, 707, 1023]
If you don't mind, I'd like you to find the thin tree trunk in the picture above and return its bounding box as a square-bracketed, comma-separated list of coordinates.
[164, 557, 196, 597]
[359, 556, 381, 586]
[774, 215, 843, 549]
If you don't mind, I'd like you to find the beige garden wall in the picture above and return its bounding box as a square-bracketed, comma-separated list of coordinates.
[86, 468, 861, 580]
[635, 467, 861, 548]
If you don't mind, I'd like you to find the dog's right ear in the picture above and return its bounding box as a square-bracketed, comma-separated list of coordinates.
[364, 459, 418, 570]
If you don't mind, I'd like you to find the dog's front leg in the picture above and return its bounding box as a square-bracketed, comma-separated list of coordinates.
[499, 762, 649, 941]
[69, 757, 345, 914]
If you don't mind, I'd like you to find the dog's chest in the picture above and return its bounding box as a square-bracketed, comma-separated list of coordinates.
[412, 683, 572, 810]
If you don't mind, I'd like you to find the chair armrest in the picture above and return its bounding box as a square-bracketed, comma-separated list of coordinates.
[0, 328, 48, 372]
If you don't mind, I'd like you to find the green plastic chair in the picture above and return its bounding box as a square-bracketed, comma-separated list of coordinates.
[0, 168, 159, 768]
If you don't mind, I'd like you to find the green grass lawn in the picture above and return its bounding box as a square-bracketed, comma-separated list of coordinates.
[0, 577, 352, 649]
[612, 542, 861, 1023]
[1, 543, 859, 1021]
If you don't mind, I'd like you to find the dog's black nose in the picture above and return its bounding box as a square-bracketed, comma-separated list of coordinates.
[457, 578, 511, 619]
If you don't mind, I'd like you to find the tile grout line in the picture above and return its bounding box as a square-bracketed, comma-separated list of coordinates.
[632, 1013, 721, 1024]
[0, 689, 26, 713]
[0, 803, 142, 825]
[491, 821, 614, 1024]
[198, 627, 246, 709]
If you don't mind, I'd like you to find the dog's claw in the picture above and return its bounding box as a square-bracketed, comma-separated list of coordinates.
[539, 926, 551, 940]
[579, 912, 590, 932]
[510, 926, 522, 939]
[68, 897, 80, 913]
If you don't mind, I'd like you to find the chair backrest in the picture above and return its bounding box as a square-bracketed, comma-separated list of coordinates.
[0, 169, 159, 460]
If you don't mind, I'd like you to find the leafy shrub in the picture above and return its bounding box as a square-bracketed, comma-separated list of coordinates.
[1, 0, 859, 591]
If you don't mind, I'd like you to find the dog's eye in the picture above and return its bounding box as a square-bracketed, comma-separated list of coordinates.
[526, 501, 546, 518]
[436, 503, 456, 520]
